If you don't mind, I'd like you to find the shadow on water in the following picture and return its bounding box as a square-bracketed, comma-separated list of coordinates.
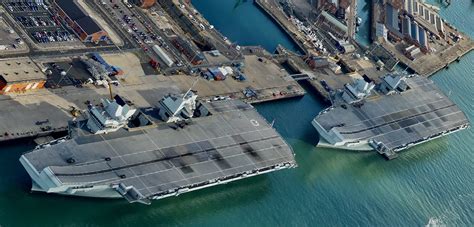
[0, 141, 271, 226]
[294, 132, 452, 185]
[97, 176, 271, 225]
[18, 175, 270, 226]
[0, 137, 37, 148]
[0, 142, 36, 194]
[233, 0, 247, 10]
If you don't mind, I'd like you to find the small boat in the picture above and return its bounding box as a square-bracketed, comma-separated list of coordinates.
[356, 17, 362, 26]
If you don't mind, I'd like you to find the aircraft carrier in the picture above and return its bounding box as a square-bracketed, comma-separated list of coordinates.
[312, 74, 470, 159]
[20, 93, 296, 204]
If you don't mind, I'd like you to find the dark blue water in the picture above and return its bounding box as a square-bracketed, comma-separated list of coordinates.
[356, 0, 372, 46]
[193, 0, 301, 53]
[0, 0, 472, 226]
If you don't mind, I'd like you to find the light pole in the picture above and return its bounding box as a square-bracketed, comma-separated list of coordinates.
[55, 63, 74, 87]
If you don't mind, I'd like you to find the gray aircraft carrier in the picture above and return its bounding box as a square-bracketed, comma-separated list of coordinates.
[312, 74, 470, 159]
[20, 98, 296, 204]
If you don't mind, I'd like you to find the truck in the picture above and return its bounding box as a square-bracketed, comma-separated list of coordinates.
[122, 0, 133, 8]
[149, 59, 160, 70]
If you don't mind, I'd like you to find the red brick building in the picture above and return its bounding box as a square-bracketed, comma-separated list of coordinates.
[51, 0, 109, 43]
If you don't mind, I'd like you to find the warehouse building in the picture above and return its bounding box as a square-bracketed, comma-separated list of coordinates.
[0, 58, 46, 94]
[384, 3, 401, 36]
[51, 0, 109, 43]
[319, 11, 348, 39]
[171, 36, 204, 65]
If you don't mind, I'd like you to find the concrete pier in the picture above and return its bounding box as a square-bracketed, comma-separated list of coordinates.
[254, 0, 308, 55]
[380, 38, 473, 77]
[0, 52, 304, 143]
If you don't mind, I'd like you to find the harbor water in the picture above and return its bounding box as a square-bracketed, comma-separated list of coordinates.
[0, 0, 473, 226]
[356, 0, 371, 47]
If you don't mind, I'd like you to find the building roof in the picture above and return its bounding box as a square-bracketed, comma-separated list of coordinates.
[55, 0, 103, 35]
[159, 95, 182, 114]
[385, 4, 400, 31]
[75, 16, 102, 34]
[0, 58, 46, 83]
[321, 11, 348, 33]
[55, 0, 87, 20]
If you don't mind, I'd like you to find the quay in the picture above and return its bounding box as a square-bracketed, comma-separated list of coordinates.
[253, 0, 308, 55]
[0, 52, 304, 143]
[378, 37, 473, 77]
[0, 0, 470, 159]
[166, 55, 305, 104]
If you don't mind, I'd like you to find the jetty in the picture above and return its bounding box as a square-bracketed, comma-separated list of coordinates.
[0, 52, 305, 143]
[254, 0, 309, 55]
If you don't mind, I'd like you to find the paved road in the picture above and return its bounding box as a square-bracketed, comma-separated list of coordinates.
[94, 0, 188, 71]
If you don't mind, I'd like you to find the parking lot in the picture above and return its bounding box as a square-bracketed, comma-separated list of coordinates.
[0, 14, 27, 52]
[3, 0, 46, 12]
[16, 15, 58, 28]
[2, 1, 81, 46]
[43, 59, 93, 89]
[97, 1, 186, 68]
[106, 3, 157, 45]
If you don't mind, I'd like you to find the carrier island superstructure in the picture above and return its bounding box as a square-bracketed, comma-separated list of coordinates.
[20, 92, 296, 204]
[312, 74, 470, 159]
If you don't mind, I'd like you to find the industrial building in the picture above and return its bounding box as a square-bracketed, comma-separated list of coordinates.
[51, 0, 109, 43]
[0, 58, 46, 94]
[313, 0, 354, 39]
[401, 16, 411, 38]
[152, 45, 174, 67]
[376, 23, 388, 42]
[413, 1, 446, 39]
[171, 36, 204, 65]
[319, 11, 348, 39]
[384, 0, 439, 52]
[314, 0, 352, 17]
[384, 3, 401, 37]
[388, 0, 445, 40]
[410, 20, 419, 41]
[399, 16, 429, 52]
